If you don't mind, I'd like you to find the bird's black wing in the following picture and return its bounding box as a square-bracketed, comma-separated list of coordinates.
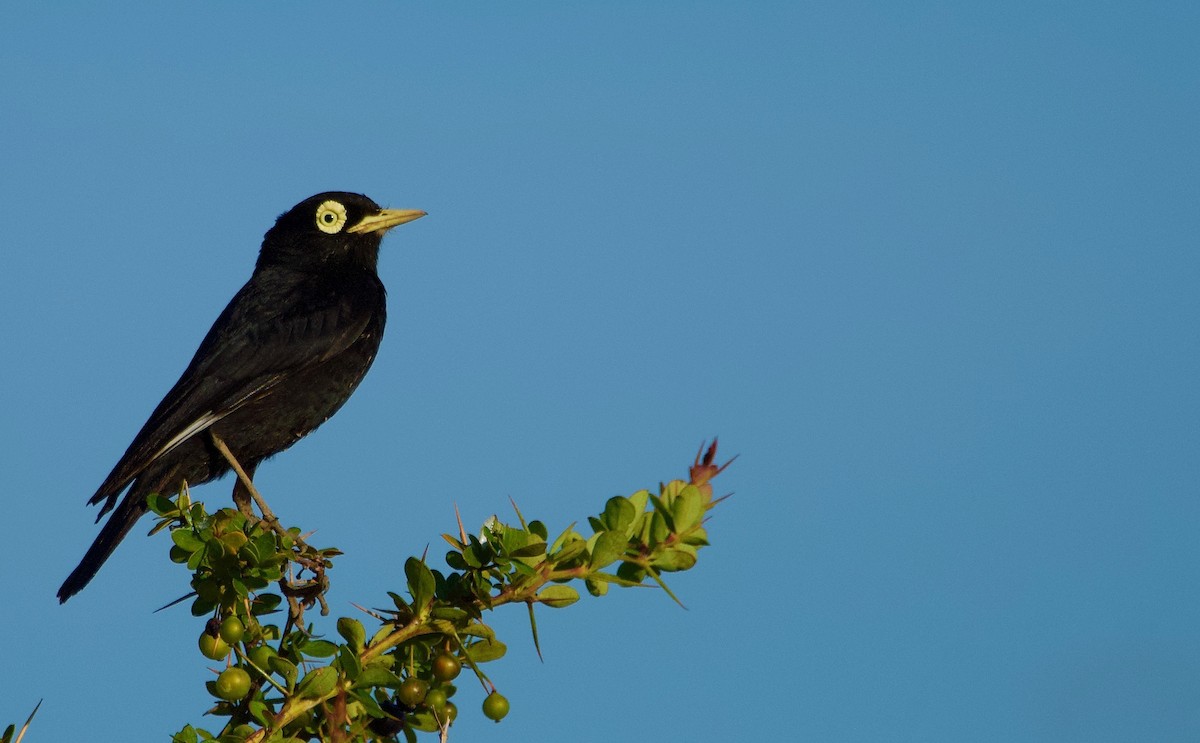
[88, 269, 380, 515]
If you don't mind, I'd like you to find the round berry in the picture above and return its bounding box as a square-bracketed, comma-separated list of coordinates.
[397, 677, 429, 707]
[198, 632, 231, 661]
[218, 616, 245, 644]
[431, 653, 461, 682]
[424, 687, 448, 713]
[482, 691, 510, 721]
[213, 667, 252, 700]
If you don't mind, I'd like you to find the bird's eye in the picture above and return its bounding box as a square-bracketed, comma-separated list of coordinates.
[315, 201, 348, 234]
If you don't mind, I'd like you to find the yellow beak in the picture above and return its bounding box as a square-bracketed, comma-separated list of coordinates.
[347, 208, 427, 235]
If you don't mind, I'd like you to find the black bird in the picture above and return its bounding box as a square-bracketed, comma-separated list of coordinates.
[58, 192, 425, 602]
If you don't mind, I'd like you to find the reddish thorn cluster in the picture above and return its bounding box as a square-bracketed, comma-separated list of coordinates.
[689, 438, 737, 495]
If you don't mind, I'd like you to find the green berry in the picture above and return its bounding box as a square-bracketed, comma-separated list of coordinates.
[213, 667, 252, 700]
[198, 632, 231, 661]
[397, 677, 429, 707]
[482, 691, 510, 721]
[218, 616, 245, 644]
[247, 645, 277, 675]
[431, 653, 461, 682]
[424, 687, 448, 713]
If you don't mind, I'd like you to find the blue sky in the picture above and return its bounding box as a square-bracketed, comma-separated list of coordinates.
[3, 3, 1198, 741]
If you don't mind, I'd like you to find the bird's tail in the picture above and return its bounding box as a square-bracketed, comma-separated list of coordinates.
[58, 493, 149, 603]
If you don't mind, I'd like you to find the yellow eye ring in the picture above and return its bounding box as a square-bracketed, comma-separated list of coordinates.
[315, 200, 348, 234]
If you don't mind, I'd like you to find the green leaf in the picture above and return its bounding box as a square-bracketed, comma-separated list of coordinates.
[649, 510, 671, 545]
[549, 538, 587, 565]
[370, 624, 395, 648]
[681, 526, 710, 546]
[352, 666, 402, 689]
[497, 523, 531, 553]
[460, 622, 496, 641]
[460, 541, 483, 568]
[588, 530, 628, 569]
[428, 619, 460, 636]
[587, 570, 645, 588]
[405, 556, 436, 611]
[220, 531, 248, 554]
[648, 494, 677, 533]
[464, 638, 507, 662]
[297, 666, 339, 699]
[252, 532, 277, 562]
[352, 688, 387, 718]
[190, 594, 216, 617]
[189, 502, 206, 523]
[407, 710, 439, 733]
[652, 544, 698, 572]
[147, 492, 175, 516]
[616, 561, 647, 584]
[338, 644, 361, 680]
[537, 585, 580, 608]
[299, 639, 338, 658]
[670, 485, 704, 532]
[431, 606, 470, 622]
[171, 725, 199, 743]
[627, 489, 651, 512]
[268, 656, 299, 689]
[585, 576, 609, 597]
[362, 655, 395, 674]
[240, 574, 269, 591]
[602, 496, 637, 532]
[171, 528, 204, 552]
[548, 522, 578, 553]
[251, 593, 282, 615]
[336, 617, 366, 652]
[247, 700, 272, 727]
[661, 479, 686, 499]
[508, 541, 548, 558]
[528, 520, 549, 540]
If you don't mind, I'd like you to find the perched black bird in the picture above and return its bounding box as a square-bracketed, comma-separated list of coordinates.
[58, 192, 425, 602]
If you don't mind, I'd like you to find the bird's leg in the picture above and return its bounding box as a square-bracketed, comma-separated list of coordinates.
[231, 462, 257, 518]
[208, 430, 280, 528]
[209, 430, 328, 620]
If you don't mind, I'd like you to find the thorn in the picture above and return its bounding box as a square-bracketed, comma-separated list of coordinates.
[509, 496, 529, 530]
[455, 503, 468, 544]
[690, 438, 737, 488]
[14, 699, 43, 743]
[526, 601, 544, 663]
[350, 602, 388, 621]
[710, 492, 735, 507]
[153, 591, 198, 613]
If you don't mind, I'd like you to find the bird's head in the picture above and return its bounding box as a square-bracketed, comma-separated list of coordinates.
[258, 192, 425, 273]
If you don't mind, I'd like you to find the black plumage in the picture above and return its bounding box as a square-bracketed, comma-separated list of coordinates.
[58, 192, 424, 602]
